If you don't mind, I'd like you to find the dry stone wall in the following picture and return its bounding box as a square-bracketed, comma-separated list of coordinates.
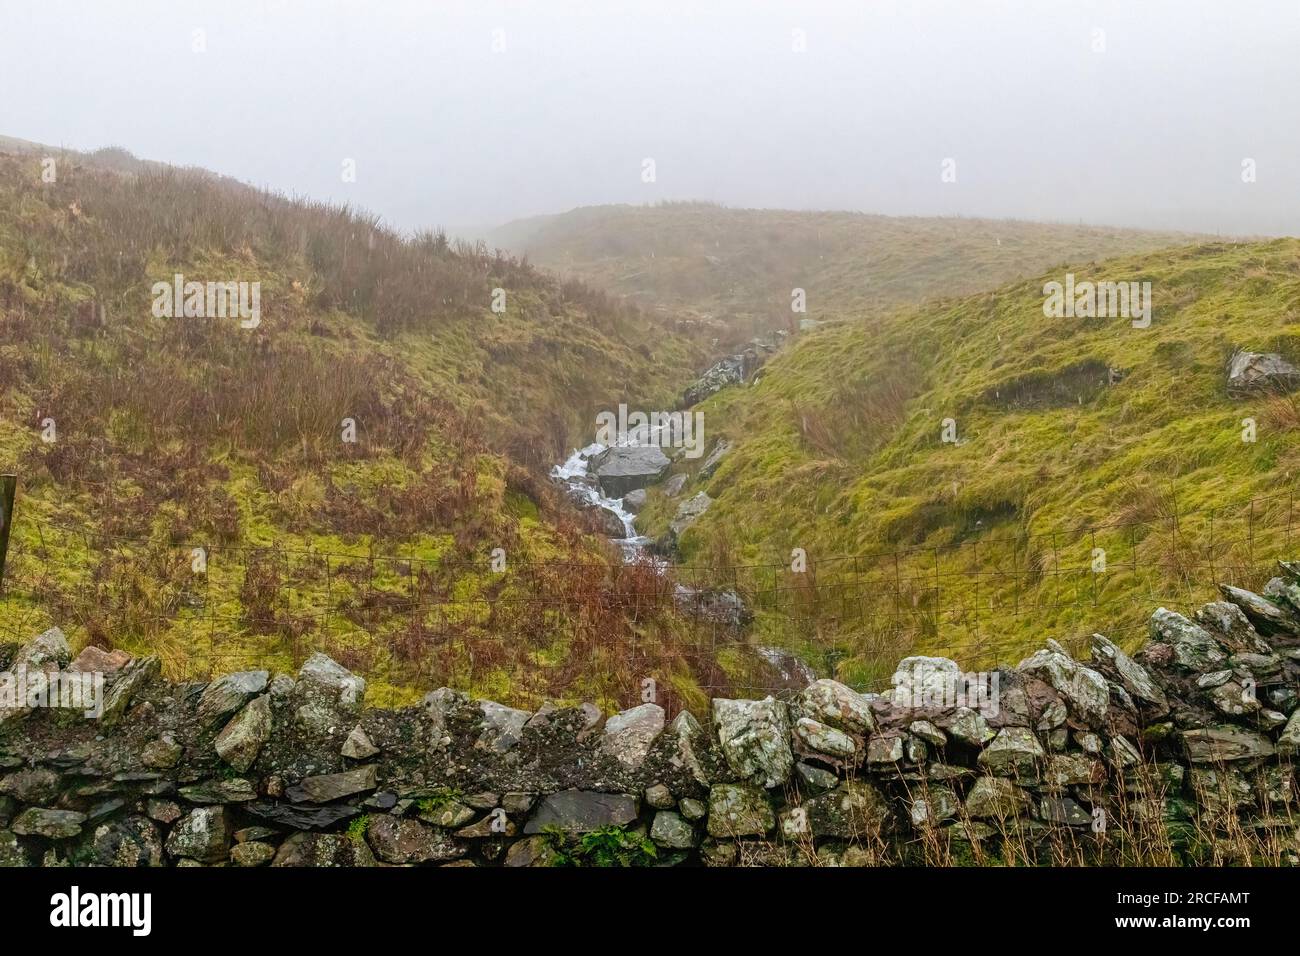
[2, 566, 1300, 867]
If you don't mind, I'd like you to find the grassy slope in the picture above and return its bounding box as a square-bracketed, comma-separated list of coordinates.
[641, 238, 1300, 687]
[490, 202, 1205, 345]
[0, 146, 707, 710]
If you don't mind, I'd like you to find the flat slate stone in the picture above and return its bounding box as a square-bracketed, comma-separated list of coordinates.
[523, 790, 639, 834]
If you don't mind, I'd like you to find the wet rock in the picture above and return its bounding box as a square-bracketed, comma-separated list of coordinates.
[590, 445, 670, 498]
[978, 728, 1045, 779]
[67, 645, 131, 674]
[793, 717, 858, 762]
[890, 656, 962, 709]
[670, 492, 713, 539]
[1196, 601, 1274, 654]
[292, 653, 366, 736]
[367, 816, 467, 864]
[1090, 633, 1169, 712]
[272, 832, 375, 867]
[92, 816, 163, 866]
[1219, 584, 1300, 636]
[651, 811, 697, 849]
[12, 627, 70, 672]
[524, 791, 639, 834]
[476, 700, 531, 754]
[231, 841, 276, 867]
[866, 733, 905, 765]
[1018, 642, 1109, 726]
[801, 780, 892, 838]
[1045, 753, 1103, 787]
[165, 807, 230, 862]
[713, 696, 793, 788]
[1039, 797, 1091, 827]
[196, 670, 269, 726]
[245, 802, 361, 831]
[341, 725, 379, 760]
[910, 787, 959, 826]
[1226, 350, 1300, 394]
[141, 735, 183, 770]
[602, 703, 665, 769]
[964, 777, 1029, 819]
[706, 783, 774, 838]
[1182, 726, 1276, 763]
[1150, 608, 1229, 669]
[643, 784, 674, 810]
[799, 679, 876, 735]
[99, 656, 159, 729]
[178, 778, 257, 804]
[1278, 709, 1300, 755]
[11, 808, 85, 839]
[284, 766, 377, 804]
[0, 767, 61, 804]
[939, 707, 997, 746]
[505, 834, 561, 867]
[214, 694, 272, 772]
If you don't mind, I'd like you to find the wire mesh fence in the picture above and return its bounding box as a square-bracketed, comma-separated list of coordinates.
[0, 486, 1294, 710]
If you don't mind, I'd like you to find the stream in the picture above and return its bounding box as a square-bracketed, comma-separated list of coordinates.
[550, 433, 817, 689]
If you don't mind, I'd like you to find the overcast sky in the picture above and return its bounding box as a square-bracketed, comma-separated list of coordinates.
[3, 0, 1298, 236]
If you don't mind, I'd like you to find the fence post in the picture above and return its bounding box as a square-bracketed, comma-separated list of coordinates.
[0, 474, 15, 593]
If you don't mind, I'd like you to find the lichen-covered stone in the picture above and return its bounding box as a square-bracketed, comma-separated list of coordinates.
[977, 727, 1045, 778]
[706, 783, 774, 838]
[713, 697, 793, 788]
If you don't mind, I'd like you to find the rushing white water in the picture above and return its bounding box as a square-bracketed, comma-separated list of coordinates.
[551, 442, 654, 557]
[551, 428, 816, 683]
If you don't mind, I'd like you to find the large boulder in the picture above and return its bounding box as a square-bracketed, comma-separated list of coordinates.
[292, 653, 365, 736]
[1219, 584, 1300, 636]
[11, 627, 70, 672]
[590, 445, 670, 498]
[1149, 608, 1228, 670]
[602, 703, 665, 769]
[798, 679, 876, 735]
[1226, 351, 1300, 394]
[713, 697, 794, 788]
[1017, 642, 1110, 726]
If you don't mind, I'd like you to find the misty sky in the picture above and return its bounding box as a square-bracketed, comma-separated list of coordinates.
[3, 0, 1298, 237]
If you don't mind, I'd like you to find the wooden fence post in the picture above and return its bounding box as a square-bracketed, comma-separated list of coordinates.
[0, 474, 15, 592]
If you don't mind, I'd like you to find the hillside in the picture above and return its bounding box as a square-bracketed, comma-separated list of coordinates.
[489, 203, 1205, 346]
[0, 145, 708, 710]
[633, 238, 1300, 686]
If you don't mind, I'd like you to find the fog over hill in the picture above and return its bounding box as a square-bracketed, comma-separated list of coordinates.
[3, 0, 1298, 236]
